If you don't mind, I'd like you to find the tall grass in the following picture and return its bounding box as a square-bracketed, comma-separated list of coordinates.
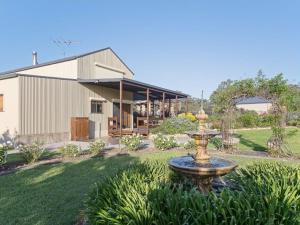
[85, 161, 300, 225]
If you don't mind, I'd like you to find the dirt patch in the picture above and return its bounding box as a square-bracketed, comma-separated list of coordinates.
[0, 148, 121, 176]
[0, 161, 26, 176]
[0, 157, 65, 176]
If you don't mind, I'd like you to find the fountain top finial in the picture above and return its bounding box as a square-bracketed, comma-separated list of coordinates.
[200, 90, 204, 111]
[197, 90, 208, 132]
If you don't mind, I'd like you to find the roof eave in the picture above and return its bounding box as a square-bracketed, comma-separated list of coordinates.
[0, 73, 18, 80]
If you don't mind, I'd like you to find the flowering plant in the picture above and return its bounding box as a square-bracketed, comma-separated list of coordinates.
[0, 144, 8, 165]
[19, 142, 44, 164]
[88, 140, 105, 155]
[178, 112, 198, 122]
[121, 134, 143, 151]
[59, 144, 80, 158]
[153, 133, 178, 151]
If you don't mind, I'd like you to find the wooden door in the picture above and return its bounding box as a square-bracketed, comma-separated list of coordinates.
[71, 117, 89, 141]
[113, 103, 131, 129]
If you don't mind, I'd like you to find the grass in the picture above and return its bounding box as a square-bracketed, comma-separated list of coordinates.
[0, 150, 300, 225]
[0, 154, 137, 225]
[234, 127, 300, 154]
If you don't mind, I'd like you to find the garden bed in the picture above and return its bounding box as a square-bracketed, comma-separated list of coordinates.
[1, 149, 300, 225]
[2, 131, 299, 177]
[85, 161, 300, 225]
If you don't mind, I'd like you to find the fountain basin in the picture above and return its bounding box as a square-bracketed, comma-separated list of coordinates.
[168, 155, 238, 192]
[186, 130, 220, 139]
[169, 156, 238, 178]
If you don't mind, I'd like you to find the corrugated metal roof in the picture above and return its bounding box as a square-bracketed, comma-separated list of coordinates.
[0, 73, 79, 81]
[235, 96, 271, 104]
[0, 47, 134, 76]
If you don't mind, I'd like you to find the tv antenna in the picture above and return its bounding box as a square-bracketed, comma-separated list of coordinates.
[52, 38, 80, 57]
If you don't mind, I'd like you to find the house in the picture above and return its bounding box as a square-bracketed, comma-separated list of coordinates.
[0, 47, 188, 144]
[235, 96, 272, 114]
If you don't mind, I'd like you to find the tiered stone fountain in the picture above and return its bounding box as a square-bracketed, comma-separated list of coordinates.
[168, 108, 238, 193]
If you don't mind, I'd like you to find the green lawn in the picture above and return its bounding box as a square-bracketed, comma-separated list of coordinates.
[0, 154, 136, 225]
[1, 150, 300, 225]
[235, 127, 300, 154]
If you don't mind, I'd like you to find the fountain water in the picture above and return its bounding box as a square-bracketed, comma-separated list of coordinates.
[168, 93, 238, 192]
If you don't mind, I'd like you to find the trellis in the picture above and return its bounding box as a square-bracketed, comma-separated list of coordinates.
[212, 74, 290, 156]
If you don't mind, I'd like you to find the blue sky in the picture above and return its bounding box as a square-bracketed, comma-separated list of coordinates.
[0, 1, 299, 98]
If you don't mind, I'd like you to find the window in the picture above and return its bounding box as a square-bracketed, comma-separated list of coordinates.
[91, 100, 103, 114]
[0, 94, 3, 112]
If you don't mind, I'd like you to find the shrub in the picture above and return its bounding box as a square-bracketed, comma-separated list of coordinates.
[258, 113, 275, 127]
[207, 114, 222, 129]
[236, 110, 259, 128]
[88, 140, 105, 155]
[287, 120, 296, 126]
[210, 137, 223, 150]
[182, 139, 196, 150]
[121, 134, 143, 151]
[0, 145, 7, 165]
[177, 112, 197, 122]
[85, 161, 169, 225]
[59, 144, 80, 158]
[19, 142, 44, 164]
[235, 111, 275, 128]
[151, 117, 197, 135]
[85, 161, 300, 225]
[287, 119, 299, 127]
[153, 134, 177, 150]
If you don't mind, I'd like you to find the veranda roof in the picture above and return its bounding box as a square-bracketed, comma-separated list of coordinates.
[78, 78, 189, 100]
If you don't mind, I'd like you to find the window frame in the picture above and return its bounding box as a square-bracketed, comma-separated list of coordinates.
[90, 100, 103, 114]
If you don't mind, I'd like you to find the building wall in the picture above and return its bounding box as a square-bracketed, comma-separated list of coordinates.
[93, 66, 124, 79]
[236, 103, 272, 114]
[17, 59, 78, 79]
[78, 48, 134, 80]
[18, 75, 133, 143]
[16, 49, 133, 80]
[0, 77, 19, 141]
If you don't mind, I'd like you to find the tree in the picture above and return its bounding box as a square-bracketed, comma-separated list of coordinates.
[282, 84, 300, 112]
